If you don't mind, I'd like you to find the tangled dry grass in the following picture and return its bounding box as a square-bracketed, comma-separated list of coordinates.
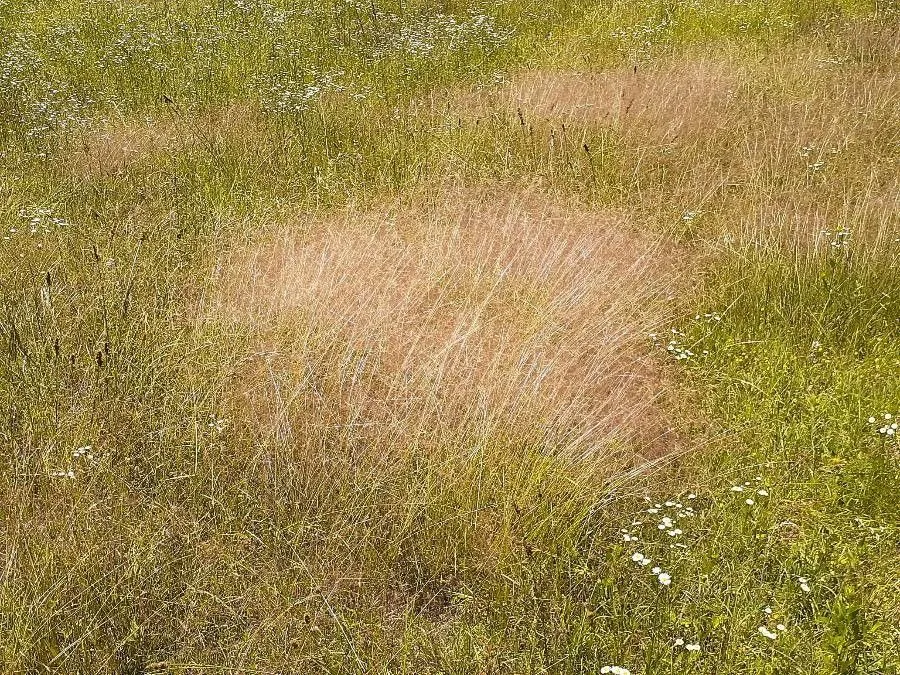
[216, 185, 684, 469]
[499, 59, 738, 140]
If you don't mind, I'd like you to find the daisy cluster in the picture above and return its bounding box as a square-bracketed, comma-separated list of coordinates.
[868, 413, 897, 438]
[50, 445, 98, 480]
[0, 26, 97, 144]
[652, 313, 721, 361]
[728, 476, 770, 506]
[819, 227, 851, 250]
[623, 495, 699, 590]
[260, 70, 347, 115]
[372, 10, 512, 60]
[649, 327, 696, 361]
[757, 600, 798, 640]
[617, 477, 820, 665]
[2, 208, 69, 260]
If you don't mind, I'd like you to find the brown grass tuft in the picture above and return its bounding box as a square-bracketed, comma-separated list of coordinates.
[216, 185, 686, 466]
[71, 104, 258, 175]
[454, 59, 739, 140]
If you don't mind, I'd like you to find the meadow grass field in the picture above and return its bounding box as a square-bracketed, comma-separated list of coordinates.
[0, 0, 898, 672]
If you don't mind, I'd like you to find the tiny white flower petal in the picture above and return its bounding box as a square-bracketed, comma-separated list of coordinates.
[777, 624, 786, 631]
[745, 498, 755, 505]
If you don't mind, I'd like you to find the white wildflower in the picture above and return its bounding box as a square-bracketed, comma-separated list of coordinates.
[600, 667, 631, 675]
[758, 626, 778, 639]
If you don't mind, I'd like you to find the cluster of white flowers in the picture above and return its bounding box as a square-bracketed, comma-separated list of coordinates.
[673, 638, 701, 652]
[694, 312, 722, 323]
[631, 551, 652, 567]
[759, 605, 789, 641]
[818, 228, 851, 250]
[227, 0, 293, 27]
[50, 445, 97, 479]
[261, 70, 346, 114]
[208, 416, 229, 434]
[758, 626, 779, 640]
[372, 11, 511, 60]
[868, 413, 897, 437]
[609, 16, 672, 56]
[600, 665, 631, 674]
[4, 208, 69, 258]
[72, 445, 94, 461]
[807, 159, 826, 173]
[0, 34, 94, 141]
[729, 477, 769, 506]
[657, 515, 684, 537]
[682, 210, 701, 222]
[622, 496, 699, 590]
[665, 331, 694, 361]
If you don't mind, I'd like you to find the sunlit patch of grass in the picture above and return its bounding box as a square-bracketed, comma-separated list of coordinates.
[0, 0, 897, 672]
